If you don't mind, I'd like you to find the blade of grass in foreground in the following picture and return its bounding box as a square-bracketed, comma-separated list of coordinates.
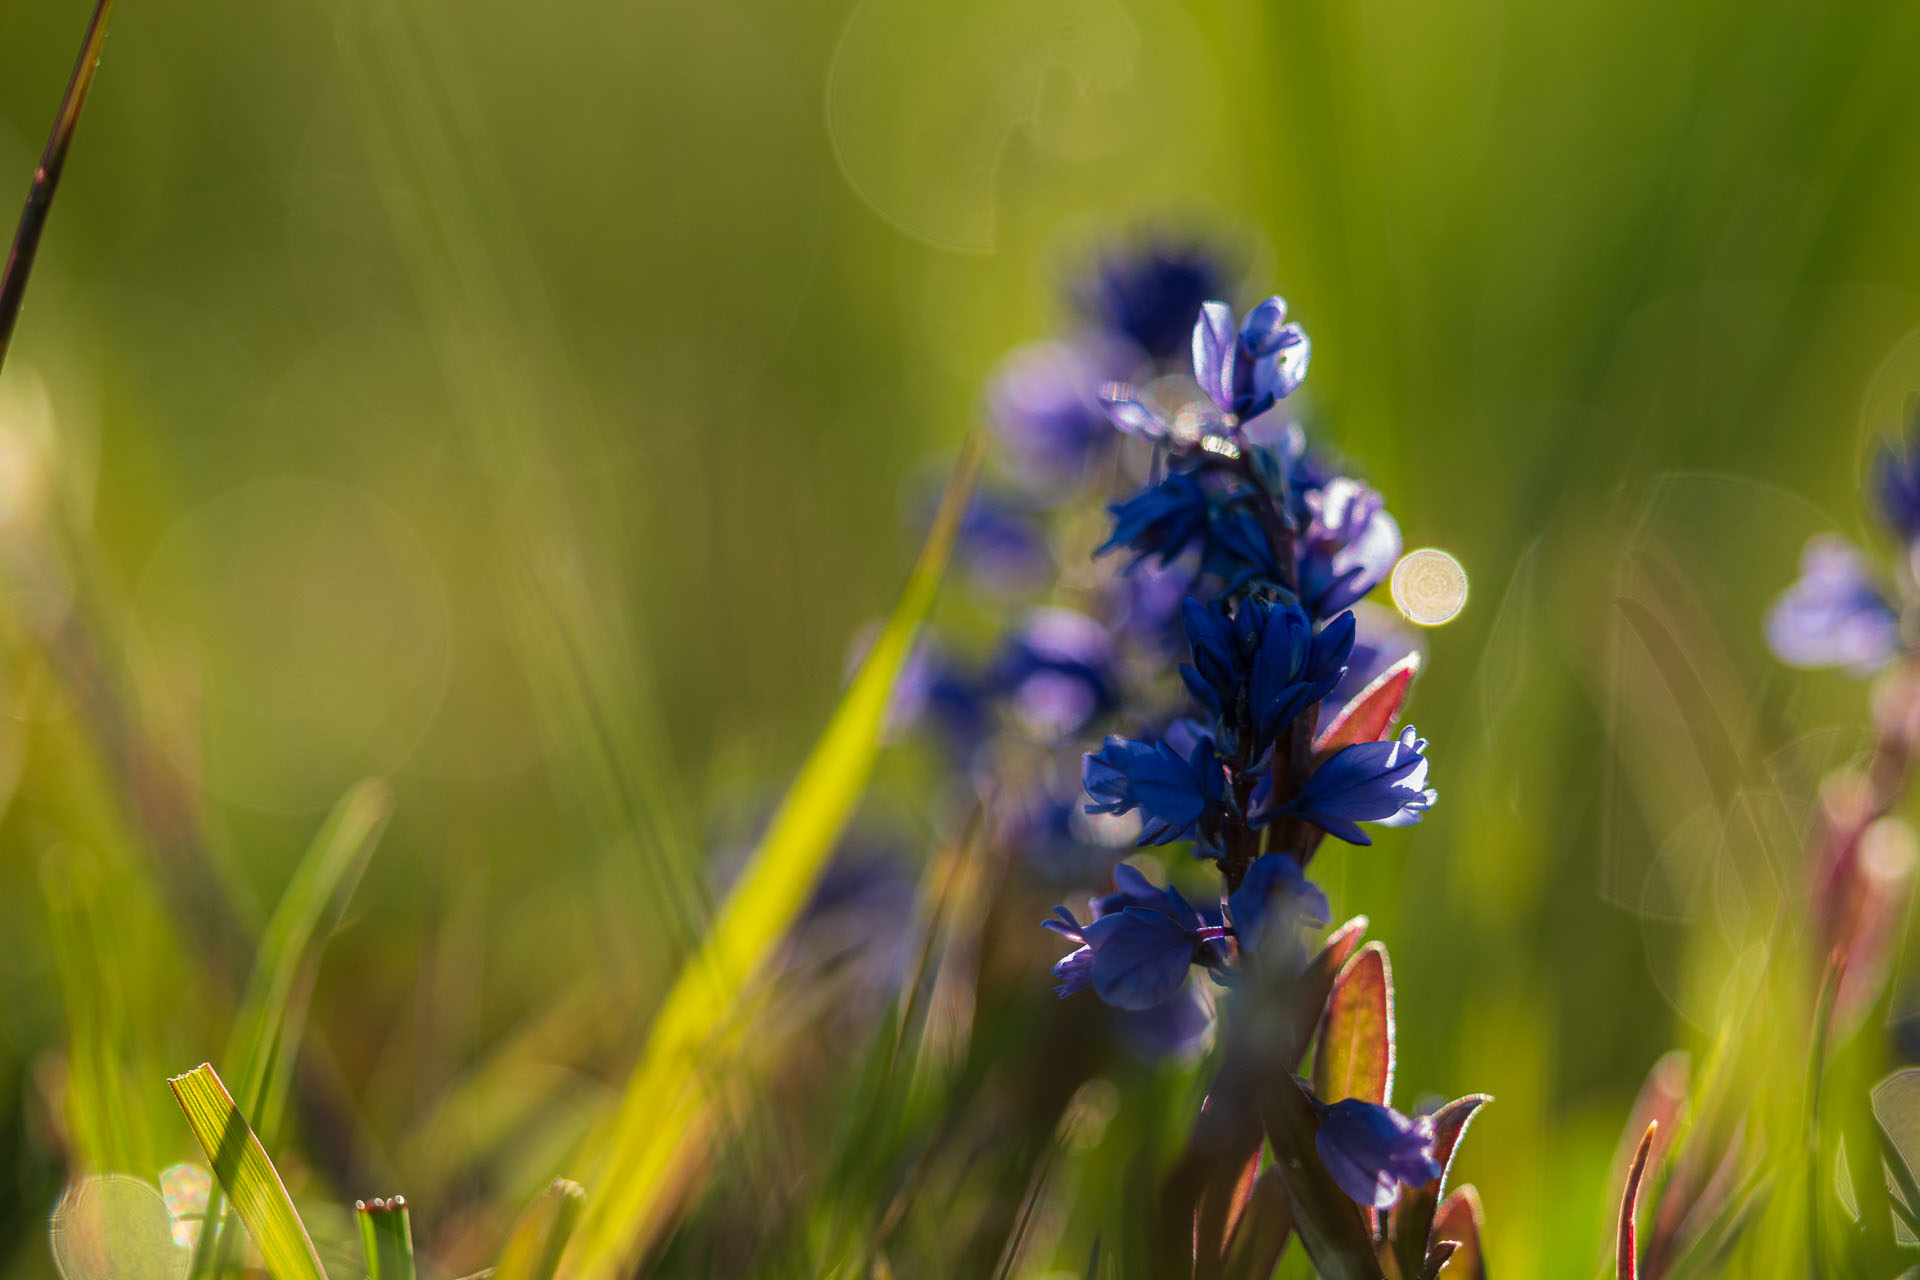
[192, 780, 394, 1279]
[494, 1179, 586, 1280]
[355, 1197, 417, 1280]
[168, 1064, 327, 1280]
[0, 0, 116, 374]
[564, 437, 982, 1278]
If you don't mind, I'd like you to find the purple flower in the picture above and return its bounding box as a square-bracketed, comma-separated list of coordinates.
[1043, 865, 1227, 1009]
[993, 608, 1119, 744]
[1874, 419, 1920, 542]
[987, 340, 1128, 487]
[1314, 1097, 1443, 1209]
[952, 493, 1051, 595]
[1179, 596, 1355, 756]
[1192, 297, 1311, 422]
[1228, 853, 1329, 955]
[1099, 473, 1278, 589]
[1084, 734, 1230, 846]
[1274, 726, 1436, 845]
[1299, 478, 1402, 619]
[1077, 241, 1228, 363]
[1766, 536, 1900, 674]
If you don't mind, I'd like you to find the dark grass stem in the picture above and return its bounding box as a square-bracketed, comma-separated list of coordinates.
[0, 0, 116, 376]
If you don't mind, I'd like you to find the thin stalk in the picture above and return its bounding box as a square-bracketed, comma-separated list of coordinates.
[0, 0, 117, 375]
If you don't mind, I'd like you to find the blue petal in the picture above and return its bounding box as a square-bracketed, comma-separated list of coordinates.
[1766, 536, 1900, 674]
[1085, 907, 1198, 1009]
[1192, 301, 1237, 412]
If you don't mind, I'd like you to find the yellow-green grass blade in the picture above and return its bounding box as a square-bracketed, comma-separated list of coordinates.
[193, 779, 393, 1278]
[39, 845, 157, 1177]
[227, 778, 394, 1129]
[565, 437, 982, 1278]
[355, 1197, 416, 1280]
[494, 1180, 586, 1280]
[167, 1064, 327, 1280]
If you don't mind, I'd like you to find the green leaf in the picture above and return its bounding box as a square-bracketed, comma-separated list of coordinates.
[1312, 942, 1394, 1107]
[356, 1198, 416, 1280]
[167, 1064, 327, 1280]
[565, 439, 982, 1278]
[39, 846, 155, 1176]
[494, 1180, 586, 1280]
[193, 780, 393, 1279]
[227, 779, 394, 1134]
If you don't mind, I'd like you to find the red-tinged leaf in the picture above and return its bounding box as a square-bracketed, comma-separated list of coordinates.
[1163, 917, 1371, 1275]
[1314, 654, 1420, 756]
[1428, 1185, 1485, 1280]
[1618, 1122, 1658, 1279]
[1389, 1095, 1491, 1279]
[1258, 1076, 1387, 1280]
[1220, 1168, 1294, 1280]
[1312, 942, 1395, 1107]
[1414, 1239, 1457, 1280]
[1195, 1145, 1262, 1279]
[1295, 918, 1370, 1057]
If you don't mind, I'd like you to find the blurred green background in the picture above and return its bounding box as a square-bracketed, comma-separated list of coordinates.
[5, 0, 1920, 1274]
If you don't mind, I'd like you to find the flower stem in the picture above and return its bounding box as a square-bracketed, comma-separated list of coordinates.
[0, 0, 117, 378]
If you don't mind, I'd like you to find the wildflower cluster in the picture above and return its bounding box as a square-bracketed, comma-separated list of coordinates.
[875, 236, 1491, 1268]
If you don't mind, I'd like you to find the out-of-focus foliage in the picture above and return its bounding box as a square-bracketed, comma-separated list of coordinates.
[6, 0, 1920, 1275]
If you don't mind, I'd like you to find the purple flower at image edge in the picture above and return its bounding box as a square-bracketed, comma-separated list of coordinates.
[1874, 418, 1920, 543]
[1766, 536, 1900, 674]
[1314, 1097, 1443, 1209]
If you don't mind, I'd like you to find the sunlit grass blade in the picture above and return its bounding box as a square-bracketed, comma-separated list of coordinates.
[193, 779, 393, 1278]
[494, 1180, 586, 1280]
[39, 845, 155, 1176]
[227, 779, 394, 1129]
[167, 1064, 327, 1280]
[0, 0, 116, 373]
[356, 1197, 416, 1280]
[565, 437, 981, 1278]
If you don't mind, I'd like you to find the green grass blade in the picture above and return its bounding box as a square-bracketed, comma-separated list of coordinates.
[564, 438, 982, 1278]
[227, 778, 394, 1129]
[167, 1064, 328, 1280]
[192, 779, 393, 1278]
[356, 1197, 417, 1280]
[38, 845, 154, 1176]
[494, 1180, 586, 1280]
